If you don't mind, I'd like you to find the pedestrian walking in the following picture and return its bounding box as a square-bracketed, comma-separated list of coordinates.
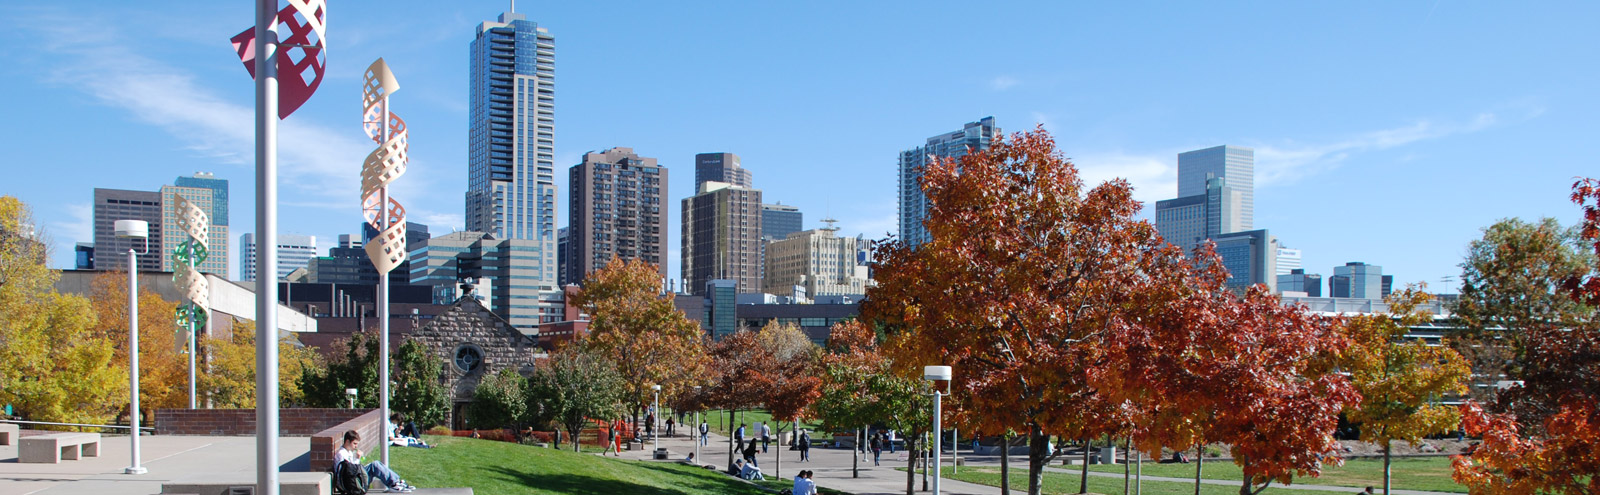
[666, 416, 675, 437]
[735, 423, 747, 450]
[646, 412, 655, 437]
[886, 430, 896, 453]
[699, 421, 710, 446]
[743, 435, 760, 467]
[870, 433, 882, 466]
[760, 422, 771, 453]
[798, 429, 812, 462]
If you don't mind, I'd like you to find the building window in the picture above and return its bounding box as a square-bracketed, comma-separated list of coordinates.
[453, 344, 485, 374]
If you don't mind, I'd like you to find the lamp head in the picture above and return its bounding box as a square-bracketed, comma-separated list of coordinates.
[114, 220, 149, 239]
[346, 388, 359, 396]
[923, 365, 952, 381]
[651, 384, 662, 391]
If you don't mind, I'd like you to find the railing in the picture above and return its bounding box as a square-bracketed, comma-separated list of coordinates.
[0, 420, 155, 432]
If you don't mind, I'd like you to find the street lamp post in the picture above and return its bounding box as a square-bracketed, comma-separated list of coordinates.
[693, 385, 702, 463]
[651, 384, 662, 453]
[346, 388, 358, 409]
[924, 365, 952, 495]
[117, 220, 150, 475]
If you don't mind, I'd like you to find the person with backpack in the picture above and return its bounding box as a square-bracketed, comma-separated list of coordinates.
[735, 423, 747, 450]
[743, 435, 760, 467]
[699, 421, 710, 446]
[334, 430, 414, 493]
[869, 433, 883, 466]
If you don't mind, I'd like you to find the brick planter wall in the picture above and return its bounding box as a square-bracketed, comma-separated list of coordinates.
[155, 408, 375, 436]
[309, 409, 384, 473]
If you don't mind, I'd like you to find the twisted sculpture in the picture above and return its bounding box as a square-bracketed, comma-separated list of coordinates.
[171, 194, 210, 348]
[230, 0, 327, 119]
[362, 58, 407, 274]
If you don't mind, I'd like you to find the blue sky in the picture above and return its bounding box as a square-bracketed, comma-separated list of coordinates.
[2, 1, 1594, 292]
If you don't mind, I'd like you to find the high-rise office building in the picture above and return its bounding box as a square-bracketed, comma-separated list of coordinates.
[703, 279, 738, 340]
[761, 203, 803, 242]
[1276, 246, 1302, 276]
[464, 9, 557, 278]
[1277, 269, 1323, 297]
[763, 223, 871, 298]
[1330, 262, 1384, 299]
[695, 152, 751, 190]
[1177, 145, 1254, 231]
[241, 233, 316, 282]
[410, 231, 563, 333]
[1212, 229, 1277, 291]
[93, 188, 163, 273]
[556, 227, 569, 287]
[1155, 176, 1242, 253]
[682, 181, 762, 295]
[898, 117, 998, 247]
[566, 147, 668, 285]
[74, 243, 95, 270]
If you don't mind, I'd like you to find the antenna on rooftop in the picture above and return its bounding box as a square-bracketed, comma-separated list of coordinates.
[510, 0, 516, 13]
[821, 217, 840, 233]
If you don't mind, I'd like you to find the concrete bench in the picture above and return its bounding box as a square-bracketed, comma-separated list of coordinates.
[162, 472, 330, 495]
[0, 423, 18, 445]
[20, 432, 101, 463]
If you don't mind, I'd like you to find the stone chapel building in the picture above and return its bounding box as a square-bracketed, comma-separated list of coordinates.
[408, 292, 544, 428]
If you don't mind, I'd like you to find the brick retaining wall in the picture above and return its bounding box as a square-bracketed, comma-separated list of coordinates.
[309, 409, 384, 472]
[155, 408, 374, 436]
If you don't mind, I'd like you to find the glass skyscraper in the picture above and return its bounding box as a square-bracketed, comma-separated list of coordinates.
[466, 11, 556, 247]
[898, 117, 998, 247]
[1177, 145, 1254, 231]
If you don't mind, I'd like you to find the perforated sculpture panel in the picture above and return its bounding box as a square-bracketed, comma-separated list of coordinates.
[361, 58, 407, 274]
[230, 0, 327, 119]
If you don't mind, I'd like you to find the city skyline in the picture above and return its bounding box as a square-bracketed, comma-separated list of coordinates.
[3, 2, 1594, 293]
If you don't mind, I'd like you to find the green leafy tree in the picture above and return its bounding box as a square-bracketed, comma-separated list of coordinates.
[300, 331, 381, 408]
[525, 347, 625, 451]
[1342, 288, 1470, 495]
[0, 196, 125, 428]
[1453, 217, 1593, 401]
[468, 367, 526, 431]
[392, 338, 450, 429]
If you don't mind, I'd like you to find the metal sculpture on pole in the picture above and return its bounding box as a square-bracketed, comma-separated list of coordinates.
[362, 57, 408, 466]
[231, 1, 326, 493]
[171, 194, 210, 410]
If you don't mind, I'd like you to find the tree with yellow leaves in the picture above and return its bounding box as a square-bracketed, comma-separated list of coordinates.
[0, 196, 125, 427]
[199, 319, 322, 408]
[1342, 287, 1469, 495]
[88, 270, 187, 413]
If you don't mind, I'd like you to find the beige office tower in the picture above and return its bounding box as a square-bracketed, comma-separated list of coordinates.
[762, 222, 870, 298]
[160, 184, 229, 277]
[566, 147, 669, 285]
[682, 181, 762, 296]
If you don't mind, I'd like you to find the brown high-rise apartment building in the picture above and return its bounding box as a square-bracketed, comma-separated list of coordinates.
[567, 147, 668, 285]
[682, 180, 762, 296]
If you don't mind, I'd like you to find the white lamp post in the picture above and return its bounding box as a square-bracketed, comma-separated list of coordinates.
[116, 220, 150, 475]
[693, 385, 702, 463]
[651, 384, 662, 453]
[924, 365, 952, 495]
[346, 388, 359, 409]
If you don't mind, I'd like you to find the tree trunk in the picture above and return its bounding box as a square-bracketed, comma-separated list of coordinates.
[727, 409, 736, 471]
[1081, 437, 1091, 494]
[1383, 439, 1392, 495]
[906, 435, 918, 495]
[1001, 433, 1011, 495]
[1028, 425, 1048, 495]
[1194, 446, 1203, 495]
[922, 433, 930, 492]
[853, 427, 860, 478]
[1124, 437, 1131, 495]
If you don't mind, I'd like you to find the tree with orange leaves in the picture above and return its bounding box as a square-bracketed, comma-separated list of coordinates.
[866, 127, 1201, 494]
[1453, 178, 1600, 495]
[814, 320, 933, 494]
[88, 270, 186, 414]
[571, 256, 707, 435]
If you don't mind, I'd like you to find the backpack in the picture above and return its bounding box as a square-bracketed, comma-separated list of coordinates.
[332, 459, 368, 495]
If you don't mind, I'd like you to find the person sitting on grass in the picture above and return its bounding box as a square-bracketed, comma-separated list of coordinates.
[792, 469, 817, 495]
[735, 458, 765, 481]
[388, 413, 430, 448]
[336, 430, 415, 493]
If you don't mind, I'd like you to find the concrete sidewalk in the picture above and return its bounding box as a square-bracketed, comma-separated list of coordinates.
[0, 434, 310, 495]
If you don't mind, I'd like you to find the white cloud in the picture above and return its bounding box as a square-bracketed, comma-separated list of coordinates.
[47, 202, 93, 261]
[834, 199, 899, 242]
[989, 75, 1020, 91]
[1072, 152, 1177, 209]
[1253, 113, 1498, 186]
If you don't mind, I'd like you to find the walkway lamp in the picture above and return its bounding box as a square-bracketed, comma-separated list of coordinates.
[116, 220, 150, 475]
[924, 365, 952, 495]
[652, 384, 662, 452]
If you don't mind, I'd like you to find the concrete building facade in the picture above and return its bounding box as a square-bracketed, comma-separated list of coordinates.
[898, 117, 998, 247]
[566, 147, 669, 285]
[762, 226, 870, 298]
[93, 188, 164, 273]
[1277, 268, 1323, 297]
[682, 181, 763, 295]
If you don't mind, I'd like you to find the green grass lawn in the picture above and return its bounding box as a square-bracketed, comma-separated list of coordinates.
[390, 435, 771, 494]
[700, 409, 824, 437]
[1083, 456, 1463, 493]
[753, 478, 852, 495]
